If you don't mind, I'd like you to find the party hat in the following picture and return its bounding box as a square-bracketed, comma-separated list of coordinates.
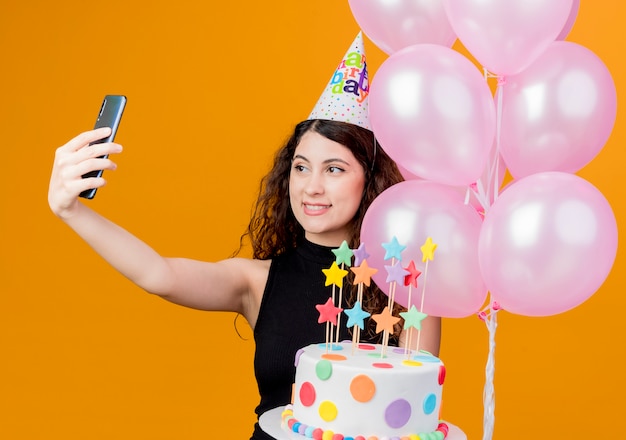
[308, 32, 370, 130]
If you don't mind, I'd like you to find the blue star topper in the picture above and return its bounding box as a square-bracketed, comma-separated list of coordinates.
[381, 236, 406, 261]
[344, 301, 371, 330]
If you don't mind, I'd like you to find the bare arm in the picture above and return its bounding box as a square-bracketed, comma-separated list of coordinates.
[48, 129, 267, 322]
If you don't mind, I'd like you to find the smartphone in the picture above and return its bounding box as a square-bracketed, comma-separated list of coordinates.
[79, 94, 127, 199]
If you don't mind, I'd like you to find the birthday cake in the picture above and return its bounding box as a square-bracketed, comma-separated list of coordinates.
[283, 341, 447, 439]
[276, 236, 451, 439]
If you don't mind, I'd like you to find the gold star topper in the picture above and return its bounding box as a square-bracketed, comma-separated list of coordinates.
[322, 261, 349, 288]
[420, 237, 438, 262]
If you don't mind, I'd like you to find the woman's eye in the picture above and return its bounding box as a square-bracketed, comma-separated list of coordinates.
[293, 164, 306, 172]
[328, 166, 344, 173]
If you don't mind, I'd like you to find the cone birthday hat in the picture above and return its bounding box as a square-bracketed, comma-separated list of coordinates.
[308, 32, 370, 130]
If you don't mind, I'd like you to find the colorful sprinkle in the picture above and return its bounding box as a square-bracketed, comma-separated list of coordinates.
[316, 360, 333, 380]
[300, 382, 316, 407]
[423, 393, 437, 415]
[350, 374, 376, 402]
[372, 362, 393, 369]
[438, 366, 446, 386]
[282, 410, 449, 440]
[295, 348, 305, 367]
[322, 353, 348, 361]
[385, 399, 411, 428]
[413, 355, 440, 363]
[322, 430, 335, 440]
[367, 353, 387, 359]
[368, 352, 386, 359]
[437, 423, 449, 436]
[319, 401, 338, 422]
[402, 360, 423, 367]
[317, 343, 344, 351]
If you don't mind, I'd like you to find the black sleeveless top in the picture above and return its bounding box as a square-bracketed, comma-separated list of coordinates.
[250, 239, 381, 440]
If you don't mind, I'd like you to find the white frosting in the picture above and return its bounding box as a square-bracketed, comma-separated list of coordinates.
[291, 342, 445, 438]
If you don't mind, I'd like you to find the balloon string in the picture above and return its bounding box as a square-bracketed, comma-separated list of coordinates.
[464, 186, 472, 206]
[478, 300, 500, 440]
[473, 69, 506, 215]
[473, 83, 504, 214]
[473, 179, 489, 213]
[491, 76, 505, 208]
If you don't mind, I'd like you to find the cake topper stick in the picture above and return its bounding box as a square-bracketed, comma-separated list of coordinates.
[401, 260, 421, 355]
[381, 259, 409, 356]
[353, 283, 362, 352]
[332, 241, 354, 345]
[415, 237, 437, 352]
[385, 275, 395, 354]
[321, 261, 348, 351]
[351, 243, 371, 351]
[380, 237, 408, 356]
[347, 257, 376, 353]
[327, 292, 333, 349]
[347, 284, 365, 354]
[335, 279, 343, 344]
[371, 305, 400, 357]
[315, 297, 344, 352]
[328, 288, 334, 349]
[383, 260, 395, 356]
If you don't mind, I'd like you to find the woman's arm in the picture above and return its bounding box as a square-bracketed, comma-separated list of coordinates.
[48, 129, 267, 320]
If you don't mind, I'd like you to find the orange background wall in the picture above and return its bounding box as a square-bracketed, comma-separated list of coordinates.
[1, 2, 624, 439]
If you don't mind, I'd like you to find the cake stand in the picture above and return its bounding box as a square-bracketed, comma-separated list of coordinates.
[259, 406, 467, 440]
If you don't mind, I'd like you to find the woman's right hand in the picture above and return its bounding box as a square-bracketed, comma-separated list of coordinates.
[48, 127, 123, 220]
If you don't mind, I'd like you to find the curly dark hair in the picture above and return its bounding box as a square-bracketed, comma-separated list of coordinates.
[244, 119, 406, 340]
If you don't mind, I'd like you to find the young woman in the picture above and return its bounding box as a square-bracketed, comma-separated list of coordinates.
[48, 118, 441, 439]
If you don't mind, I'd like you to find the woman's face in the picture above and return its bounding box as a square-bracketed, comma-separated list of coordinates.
[289, 130, 366, 247]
